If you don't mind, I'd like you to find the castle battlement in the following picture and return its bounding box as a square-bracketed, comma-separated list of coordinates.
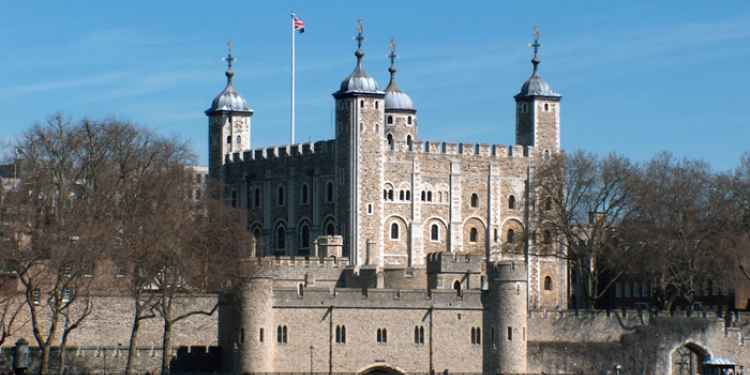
[489, 260, 527, 282]
[271, 286, 483, 309]
[426, 252, 484, 274]
[389, 141, 533, 159]
[528, 308, 750, 323]
[240, 255, 350, 270]
[223, 140, 336, 165]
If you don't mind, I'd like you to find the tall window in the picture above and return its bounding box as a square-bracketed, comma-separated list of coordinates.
[406, 135, 413, 150]
[507, 229, 515, 244]
[471, 327, 481, 345]
[405, 190, 411, 201]
[260, 328, 264, 343]
[470, 193, 479, 208]
[254, 188, 261, 207]
[407, 116, 412, 125]
[431, 224, 439, 241]
[300, 225, 310, 249]
[387, 134, 394, 150]
[336, 325, 347, 344]
[469, 227, 478, 242]
[414, 326, 425, 344]
[544, 276, 553, 291]
[236, 135, 241, 144]
[453, 280, 462, 296]
[277, 325, 288, 344]
[507, 326, 512, 341]
[387, 115, 393, 124]
[427, 191, 432, 202]
[399, 190, 405, 201]
[326, 182, 334, 203]
[277, 186, 285, 206]
[376, 328, 388, 344]
[301, 184, 309, 204]
[508, 195, 516, 209]
[276, 226, 286, 251]
[390, 223, 399, 240]
[226, 136, 231, 144]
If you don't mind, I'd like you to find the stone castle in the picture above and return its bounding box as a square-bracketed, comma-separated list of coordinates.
[203, 25, 750, 375]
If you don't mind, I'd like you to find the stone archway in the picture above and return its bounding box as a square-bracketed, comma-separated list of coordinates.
[359, 364, 405, 375]
[671, 342, 709, 375]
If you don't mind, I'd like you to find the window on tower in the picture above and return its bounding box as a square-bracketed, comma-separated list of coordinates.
[387, 115, 393, 124]
[508, 195, 516, 209]
[226, 136, 231, 144]
[407, 116, 412, 125]
[236, 135, 241, 145]
[469, 227, 478, 243]
[431, 224, 439, 241]
[390, 223, 399, 240]
[470, 193, 479, 208]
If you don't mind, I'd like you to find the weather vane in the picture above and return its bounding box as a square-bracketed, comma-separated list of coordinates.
[355, 19, 364, 49]
[224, 40, 235, 69]
[529, 25, 542, 59]
[388, 38, 397, 64]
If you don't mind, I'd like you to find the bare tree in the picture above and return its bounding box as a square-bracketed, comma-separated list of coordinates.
[138, 168, 250, 375]
[535, 151, 639, 307]
[624, 153, 735, 310]
[2, 114, 114, 375]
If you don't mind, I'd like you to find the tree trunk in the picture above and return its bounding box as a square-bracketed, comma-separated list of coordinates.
[58, 332, 69, 375]
[125, 312, 142, 375]
[160, 317, 173, 375]
[39, 343, 51, 375]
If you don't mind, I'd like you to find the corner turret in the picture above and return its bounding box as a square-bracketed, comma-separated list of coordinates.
[485, 261, 528, 374]
[514, 26, 560, 158]
[383, 38, 417, 151]
[207, 42, 253, 179]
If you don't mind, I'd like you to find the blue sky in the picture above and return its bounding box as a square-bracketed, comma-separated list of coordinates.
[1, 1, 748, 170]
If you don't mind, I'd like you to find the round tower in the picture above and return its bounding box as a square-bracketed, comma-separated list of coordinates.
[489, 261, 528, 374]
[383, 38, 417, 151]
[206, 42, 253, 179]
[238, 275, 274, 374]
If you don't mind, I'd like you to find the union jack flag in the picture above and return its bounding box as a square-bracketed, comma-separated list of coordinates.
[293, 15, 305, 33]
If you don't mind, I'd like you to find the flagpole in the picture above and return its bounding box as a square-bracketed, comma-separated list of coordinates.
[290, 12, 296, 145]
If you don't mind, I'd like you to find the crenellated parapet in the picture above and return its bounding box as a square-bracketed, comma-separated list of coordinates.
[272, 287, 483, 309]
[388, 141, 533, 159]
[426, 252, 484, 274]
[223, 139, 336, 165]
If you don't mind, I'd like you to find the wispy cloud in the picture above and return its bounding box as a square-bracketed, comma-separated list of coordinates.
[0, 72, 128, 98]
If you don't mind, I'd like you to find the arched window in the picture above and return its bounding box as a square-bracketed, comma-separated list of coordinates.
[236, 135, 241, 144]
[326, 182, 334, 203]
[507, 229, 515, 244]
[297, 283, 304, 297]
[453, 280, 462, 296]
[406, 135, 413, 150]
[388, 189, 394, 201]
[387, 134, 394, 150]
[254, 188, 261, 207]
[277, 186, 285, 206]
[375, 101, 379, 109]
[414, 326, 424, 344]
[421, 191, 426, 201]
[301, 184, 309, 204]
[259, 328, 264, 342]
[471, 193, 479, 208]
[544, 276, 553, 291]
[252, 228, 262, 256]
[399, 190, 405, 201]
[431, 224, 439, 241]
[508, 195, 516, 209]
[276, 226, 286, 250]
[300, 225, 310, 249]
[543, 230, 552, 244]
[405, 190, 411, 201]
[326, 222, 335, 236]
[544, 103, 549, 111]
[360, 100, 364, 108]
[407, 116, 412, 125]
[226, 136, 231, 144]
[376, 328, 388, 343]
[427, 191, 432, 202]
[336, 325, 347, 343]
[387, 115, 393, 124]
[469, 227, 478, 242]
[277, 325, 288, 344]
[390, 223, 399, 240]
